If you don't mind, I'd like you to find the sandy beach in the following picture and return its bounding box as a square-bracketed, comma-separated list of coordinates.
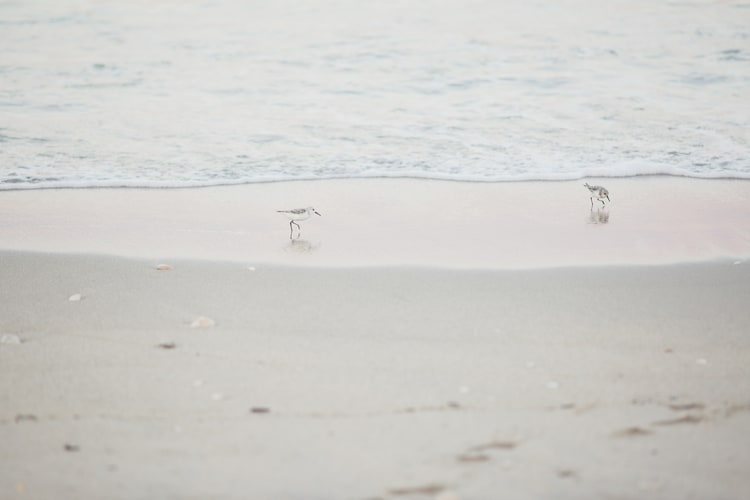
[1, 178, 750, 499]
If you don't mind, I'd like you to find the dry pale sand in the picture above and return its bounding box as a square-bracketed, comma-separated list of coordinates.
[1, 179, 750, 500]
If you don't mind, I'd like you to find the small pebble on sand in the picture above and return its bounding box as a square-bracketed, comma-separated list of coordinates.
[68, 293, 82, 301]
[156, 264, 173, 271]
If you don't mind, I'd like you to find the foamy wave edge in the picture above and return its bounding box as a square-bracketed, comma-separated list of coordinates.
[2, 167, 749, 191]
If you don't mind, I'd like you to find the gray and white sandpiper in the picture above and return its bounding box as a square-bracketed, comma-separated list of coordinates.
[584, 183, 610, 208]
[277, 207, 321, 239]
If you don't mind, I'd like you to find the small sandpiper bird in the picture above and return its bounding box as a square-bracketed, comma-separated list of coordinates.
[277, 207, 321, 239]
[584, 183, 610, 208]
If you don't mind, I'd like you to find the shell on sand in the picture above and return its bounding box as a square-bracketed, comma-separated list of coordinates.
[156, 264, 173, 271]
[1, 334, 22, 345]
[191, 316, 216, 328]
[68, 293, 82, 302]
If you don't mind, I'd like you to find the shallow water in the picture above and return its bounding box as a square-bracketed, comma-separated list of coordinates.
[1, 0, 749, 189]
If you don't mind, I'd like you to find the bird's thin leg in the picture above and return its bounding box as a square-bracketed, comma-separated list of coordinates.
[288, 221, 294, 239]
[600, 199, 606, 207]
[590, 197, 594, 209]
[292, 221, 301, 239]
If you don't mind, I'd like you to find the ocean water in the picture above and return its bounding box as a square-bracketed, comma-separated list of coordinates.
[1, 0, 749, 190]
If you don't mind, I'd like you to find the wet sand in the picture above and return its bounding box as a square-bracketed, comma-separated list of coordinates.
[0, 177, 748, 268]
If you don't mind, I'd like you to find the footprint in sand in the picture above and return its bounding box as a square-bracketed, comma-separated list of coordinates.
[652, 415, 704, 426]
[456, 440, 519, 464]
[388, 483, 445, 496]
[614, 426, 653, 438]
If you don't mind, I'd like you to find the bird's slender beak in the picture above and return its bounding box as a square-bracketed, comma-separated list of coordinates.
[314, 210, 321, 216]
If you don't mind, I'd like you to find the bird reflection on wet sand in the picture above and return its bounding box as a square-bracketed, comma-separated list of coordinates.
[284, 238, 318, 255]
[587, 209, 610, 225]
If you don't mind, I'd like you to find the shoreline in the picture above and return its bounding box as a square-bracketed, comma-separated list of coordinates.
[4, 172, 750, 192]
[0, 177, 748, 269]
